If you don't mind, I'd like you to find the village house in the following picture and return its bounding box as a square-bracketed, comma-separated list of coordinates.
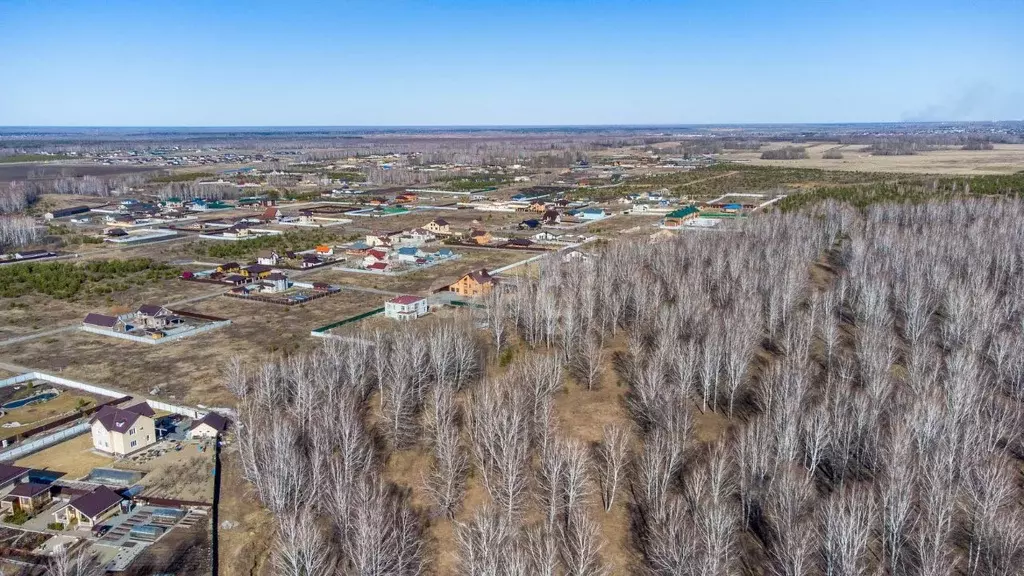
[315, 244, 334, 256]
[256, 250, 280, 266]
[187, 412, 230, 439]
[90, 403, 157, 456]
[366, 261, 389, 272]
[533, 231, 560, 243]
[366, 231, 401, 248]
[44, 206, 91, 221]
[469, 229, 493, 245]
[530, 200, 548, 212]
[345, 241, 372, 255]
[82, 313, 126, 332]
[1, 483, 52, 517]
[241, 264, 274, 279]
[518, 219, 541, 230]
[542, 210, 562, 225]
[449, 269, 497, 297]
[301, 255, 323, 269]
[384, 295, 428, 321]
[363, 249, 390, 269]
[423, 218, 451, 236]
[262, 272, 290, 293]
[261, 207, 282, 222]
[217, 262, 241, 274]
[52, 486, 123, 529]
[135, 304, 175, 329]
[576, 207, 608, 221]
[662, 205, 700, 228]
[396, 246, 426, 263]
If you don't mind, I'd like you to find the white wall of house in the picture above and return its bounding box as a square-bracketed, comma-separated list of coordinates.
[384, 299, 427, 320]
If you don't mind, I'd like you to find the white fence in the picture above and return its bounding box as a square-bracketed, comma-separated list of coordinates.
[81, 320, 230, 345]
[0, 422, 89, 461]
[0, 371, 123, 398]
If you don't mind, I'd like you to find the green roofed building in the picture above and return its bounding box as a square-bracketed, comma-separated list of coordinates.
[663, 205, 700, 227]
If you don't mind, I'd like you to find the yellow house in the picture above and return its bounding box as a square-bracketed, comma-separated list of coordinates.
[216, 262, 240, 274]
[90, 403, 157, 456]
[1, 482, 52, 516]
[241, 264, 274, 279]
[423, 218, 451, 235]
[449, 269, 497, 297]
[52, 486, 122, 529]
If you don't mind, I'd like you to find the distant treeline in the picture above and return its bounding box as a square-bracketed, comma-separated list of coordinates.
[822, 148, 844, 159]
[149, 171, 217, 183]
[963, 140, 995, 151]
[760, 146, 808, 160]
[778, 172, 1024, 211]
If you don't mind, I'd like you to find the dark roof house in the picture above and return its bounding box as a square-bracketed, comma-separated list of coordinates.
[83, 313, 121, 329]
[66, 486, 122, 519]
[0, 464, 30, 488]
[90, 403, 156, 434]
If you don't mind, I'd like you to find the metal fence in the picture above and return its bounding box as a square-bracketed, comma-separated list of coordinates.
[0, 422, 89, 461]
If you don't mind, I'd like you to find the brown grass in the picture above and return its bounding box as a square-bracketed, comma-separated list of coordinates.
[718, 141, 1024, 175]
[15, 433, 114, 479]
[217, 446, 274, 576]
[115, 440, 216, 501]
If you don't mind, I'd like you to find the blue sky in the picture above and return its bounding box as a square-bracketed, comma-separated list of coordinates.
[0, 0, 1021, 125]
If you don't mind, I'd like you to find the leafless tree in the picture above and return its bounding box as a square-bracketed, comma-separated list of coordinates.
[272, 507, 336, 576]
[595, 424, 629, 512]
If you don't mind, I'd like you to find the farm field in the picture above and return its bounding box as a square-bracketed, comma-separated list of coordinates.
[717, 141, 1024, 174]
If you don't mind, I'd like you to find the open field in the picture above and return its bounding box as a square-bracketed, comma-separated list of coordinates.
[717, 142, 1024, 175]
[15, 433, 115, 479]
[0, 277, 215, 339]
[218, 446, 274, 576]
[1, 289, 381, 406]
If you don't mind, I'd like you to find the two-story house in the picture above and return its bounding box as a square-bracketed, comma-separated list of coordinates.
[90, 403, 157, 456]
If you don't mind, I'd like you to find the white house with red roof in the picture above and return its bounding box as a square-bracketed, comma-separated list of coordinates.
[385, 295, 428, 321]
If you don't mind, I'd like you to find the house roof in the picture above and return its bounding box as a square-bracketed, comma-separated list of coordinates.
[90, 403, 154, 434]
[245, 264, 272, 274]
[389, 295, 424, 305]
[261, 207, 280, 219]
[397, 247, 418, 255]
[367, 262, 388, 270]
[9, 482, 50, 498]
[315, 244, 332, 252]
[469, 229, 489, 237]
[137, 304, 166, 317]
[666, 206, 699, 219]
[83, 313, 120, 328]
[349, 241, 370, 250]
[256, 250, 277, 258]
[431, 218, 449, 226]
[0, 464, 30, 487]
[266, 273, 288, 281]
[224, 274, 247, 283]
[191, 412, 229, 432]
[219, 262, 239, 269]
[462, 269, 495, 285]
[366, 249, 388, 260]
[67, 486, 122, 519]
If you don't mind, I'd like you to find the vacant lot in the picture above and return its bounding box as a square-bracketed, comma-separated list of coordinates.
[718, 142, 1024, 175]
[16, 433, 114, 479]
[0, 277, 215, 339]
[1, 290, 380, 406]
[116, 440, 215, 502]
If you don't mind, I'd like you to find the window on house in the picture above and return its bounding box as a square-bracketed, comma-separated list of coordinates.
[129, 427, 135, 435]
[130, 440, 137, 448]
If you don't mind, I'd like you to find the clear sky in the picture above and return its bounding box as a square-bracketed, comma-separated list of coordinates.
[0, 0, 1021, 126]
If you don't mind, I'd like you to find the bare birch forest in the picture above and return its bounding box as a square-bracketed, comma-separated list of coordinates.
[231, 198, 1024, 575]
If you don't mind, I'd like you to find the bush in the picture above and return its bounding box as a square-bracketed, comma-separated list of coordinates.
[822, 148, 844, 159]
[0, 258, 180, 299]
[47, 522, 65, 530]
[4, 509, 29, 525]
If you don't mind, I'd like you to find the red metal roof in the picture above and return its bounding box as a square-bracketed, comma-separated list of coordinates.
[389, 295, 424, 305]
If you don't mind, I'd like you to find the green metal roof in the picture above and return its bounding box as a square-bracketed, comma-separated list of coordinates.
[665, 205, 699, 219]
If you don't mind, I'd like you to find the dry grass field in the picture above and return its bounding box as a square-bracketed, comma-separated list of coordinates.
[0, 278, 215, 339]
[717, 142, 1024, 175]
[1, 290, 381, 406]
[15, 433, 115, 479]
[116, 441, 216, 501]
